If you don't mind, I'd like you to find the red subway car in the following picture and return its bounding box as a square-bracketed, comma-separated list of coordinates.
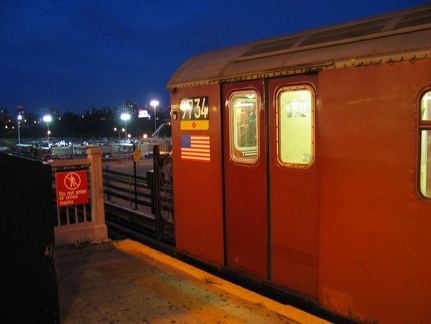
[167, 4, 431, 323]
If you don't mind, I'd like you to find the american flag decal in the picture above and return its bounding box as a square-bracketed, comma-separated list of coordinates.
[181, 134, 210, 162]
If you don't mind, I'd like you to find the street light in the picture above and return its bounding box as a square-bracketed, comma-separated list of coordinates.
[17, 115, 22, 144]
[120, 113, 131, 140]
[150, 100, 159, 133]
[42, 115, 52, 143]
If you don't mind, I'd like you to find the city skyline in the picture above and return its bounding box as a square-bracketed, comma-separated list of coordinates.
[0, 100, 171, 140]
[1, 0, 429, 115]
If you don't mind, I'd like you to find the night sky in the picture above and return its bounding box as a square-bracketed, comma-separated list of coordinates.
[1, 0, 429, 115]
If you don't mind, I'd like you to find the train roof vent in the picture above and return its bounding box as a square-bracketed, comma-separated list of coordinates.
[393, 7, 431, 30]
[239, 18, 390, 59]
[300, 18, 390, 47]
[239, 36, 302, 58]
[237, 6, 431, 61]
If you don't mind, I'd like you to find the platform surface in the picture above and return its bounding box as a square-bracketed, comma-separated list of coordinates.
[56, 239, 330, 323]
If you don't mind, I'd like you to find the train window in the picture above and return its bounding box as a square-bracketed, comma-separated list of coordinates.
[276, 85, 314, 168]
[228, 91, 259, 163]
[419, 91, 431, 198]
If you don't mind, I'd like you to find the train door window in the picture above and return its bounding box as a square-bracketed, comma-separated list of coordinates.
[419, 90, 431, 198]
[276, 85, 315, 168]
[228, 91, 259, 164]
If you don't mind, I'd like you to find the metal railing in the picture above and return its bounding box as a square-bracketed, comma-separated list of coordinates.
[46, 145, 174, 245]
[153, 145, 174, 240]
[102, 145, 174, 241]
[103, 168, 151, 208]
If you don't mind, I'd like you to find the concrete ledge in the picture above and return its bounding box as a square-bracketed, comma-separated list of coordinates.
[55, 223, 109, 246]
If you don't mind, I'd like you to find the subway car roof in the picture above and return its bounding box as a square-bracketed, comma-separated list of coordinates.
[167, 4, 431, 90]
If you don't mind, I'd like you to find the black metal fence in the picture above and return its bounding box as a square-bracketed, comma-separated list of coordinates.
[103, 168, 151, 208]
[102, 145, 174, 241]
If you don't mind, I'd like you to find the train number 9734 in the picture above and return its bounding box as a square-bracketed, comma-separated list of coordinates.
[180, 96, 209, 120]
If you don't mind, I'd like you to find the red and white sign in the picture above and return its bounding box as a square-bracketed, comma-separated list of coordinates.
[55, 170, 89, 207]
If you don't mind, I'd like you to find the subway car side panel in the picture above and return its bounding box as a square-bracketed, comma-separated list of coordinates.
[222, 81, 267, 278]
[268, 75, 320, 299]
[170, 84, 225, 266]
[318, 59, 431, 323]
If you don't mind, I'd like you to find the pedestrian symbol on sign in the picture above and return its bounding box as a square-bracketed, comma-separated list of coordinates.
[64, 172, 81, 190]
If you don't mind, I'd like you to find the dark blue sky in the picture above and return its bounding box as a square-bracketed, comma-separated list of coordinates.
[1, 0, 429, 115]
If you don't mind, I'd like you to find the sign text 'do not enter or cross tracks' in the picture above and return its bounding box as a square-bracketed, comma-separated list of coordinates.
[55, 170, 89, 207]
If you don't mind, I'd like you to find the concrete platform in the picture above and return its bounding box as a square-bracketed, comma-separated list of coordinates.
[56, 239, 330, 323]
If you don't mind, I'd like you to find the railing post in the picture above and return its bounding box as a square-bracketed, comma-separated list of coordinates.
[86, 147, 108, 242]
[153, 145, 164, 240]
[147, 170, 155, 214]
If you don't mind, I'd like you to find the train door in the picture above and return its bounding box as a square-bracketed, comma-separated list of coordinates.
[222, 75, 319, 298]
[268, 75, 319, 298]
[222, 81, 267, 278]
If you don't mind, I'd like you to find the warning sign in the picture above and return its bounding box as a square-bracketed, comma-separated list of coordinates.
[55, 170, 89, 207]
[133, 150, 141, 162]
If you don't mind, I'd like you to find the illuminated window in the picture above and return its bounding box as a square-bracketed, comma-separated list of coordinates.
[277, 85, 314, 168]
[419, 90, 431, 198]
[229, 91, 259, 163]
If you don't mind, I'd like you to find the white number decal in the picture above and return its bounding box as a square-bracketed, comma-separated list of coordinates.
[180, 96, 209, 120]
